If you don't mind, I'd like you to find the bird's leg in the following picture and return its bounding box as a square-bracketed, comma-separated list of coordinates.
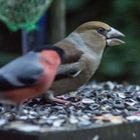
[45, 91, 70, 105]
[15, 103, 23, 117]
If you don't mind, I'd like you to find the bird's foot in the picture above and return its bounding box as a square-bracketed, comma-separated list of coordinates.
[48, 97, 84, 106]
[49, 98, 82, 106]
[45, 91, 83, 106]
[45, 92, 71, 105]
[49, 97, 71, 105]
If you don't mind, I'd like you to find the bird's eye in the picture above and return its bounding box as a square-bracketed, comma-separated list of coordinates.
[97, 27, 105, 34]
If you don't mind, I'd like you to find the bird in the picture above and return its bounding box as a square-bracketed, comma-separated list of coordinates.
[0, 46, 65, 104]
[46, 21, 125, 104]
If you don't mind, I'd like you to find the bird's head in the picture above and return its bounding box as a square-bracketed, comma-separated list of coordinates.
[75, 21, 125, 52]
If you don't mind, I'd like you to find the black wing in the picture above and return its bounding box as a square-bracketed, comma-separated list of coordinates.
[0, 52, 43, 90]
[55, 62, 81, 80]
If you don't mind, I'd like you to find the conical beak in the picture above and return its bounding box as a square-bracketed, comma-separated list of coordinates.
[106, 27, 125, 46]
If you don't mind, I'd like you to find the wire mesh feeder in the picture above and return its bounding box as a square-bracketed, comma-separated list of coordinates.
[0, 0, 53, 31]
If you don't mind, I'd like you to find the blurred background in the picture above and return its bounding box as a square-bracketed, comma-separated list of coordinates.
[0, 0, 139, 84]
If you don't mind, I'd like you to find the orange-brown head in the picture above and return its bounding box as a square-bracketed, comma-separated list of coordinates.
[75, 21, 125, 50]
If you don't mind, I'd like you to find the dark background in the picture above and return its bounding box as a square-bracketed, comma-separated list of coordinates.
[66, 0, 140, 84]
[0, 0, 139, 84]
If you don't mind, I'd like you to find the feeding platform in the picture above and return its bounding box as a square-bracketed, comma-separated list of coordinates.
[0, 81, 140, 140]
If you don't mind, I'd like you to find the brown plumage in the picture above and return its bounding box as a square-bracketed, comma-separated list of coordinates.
[47, 21, 125, 103]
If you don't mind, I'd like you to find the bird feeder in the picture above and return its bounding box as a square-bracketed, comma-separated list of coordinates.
[0, 0, 53, 31]
[0, 82, 140, 140]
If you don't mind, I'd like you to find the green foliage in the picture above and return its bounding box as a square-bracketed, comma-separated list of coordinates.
[66, 0, 88, 11]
